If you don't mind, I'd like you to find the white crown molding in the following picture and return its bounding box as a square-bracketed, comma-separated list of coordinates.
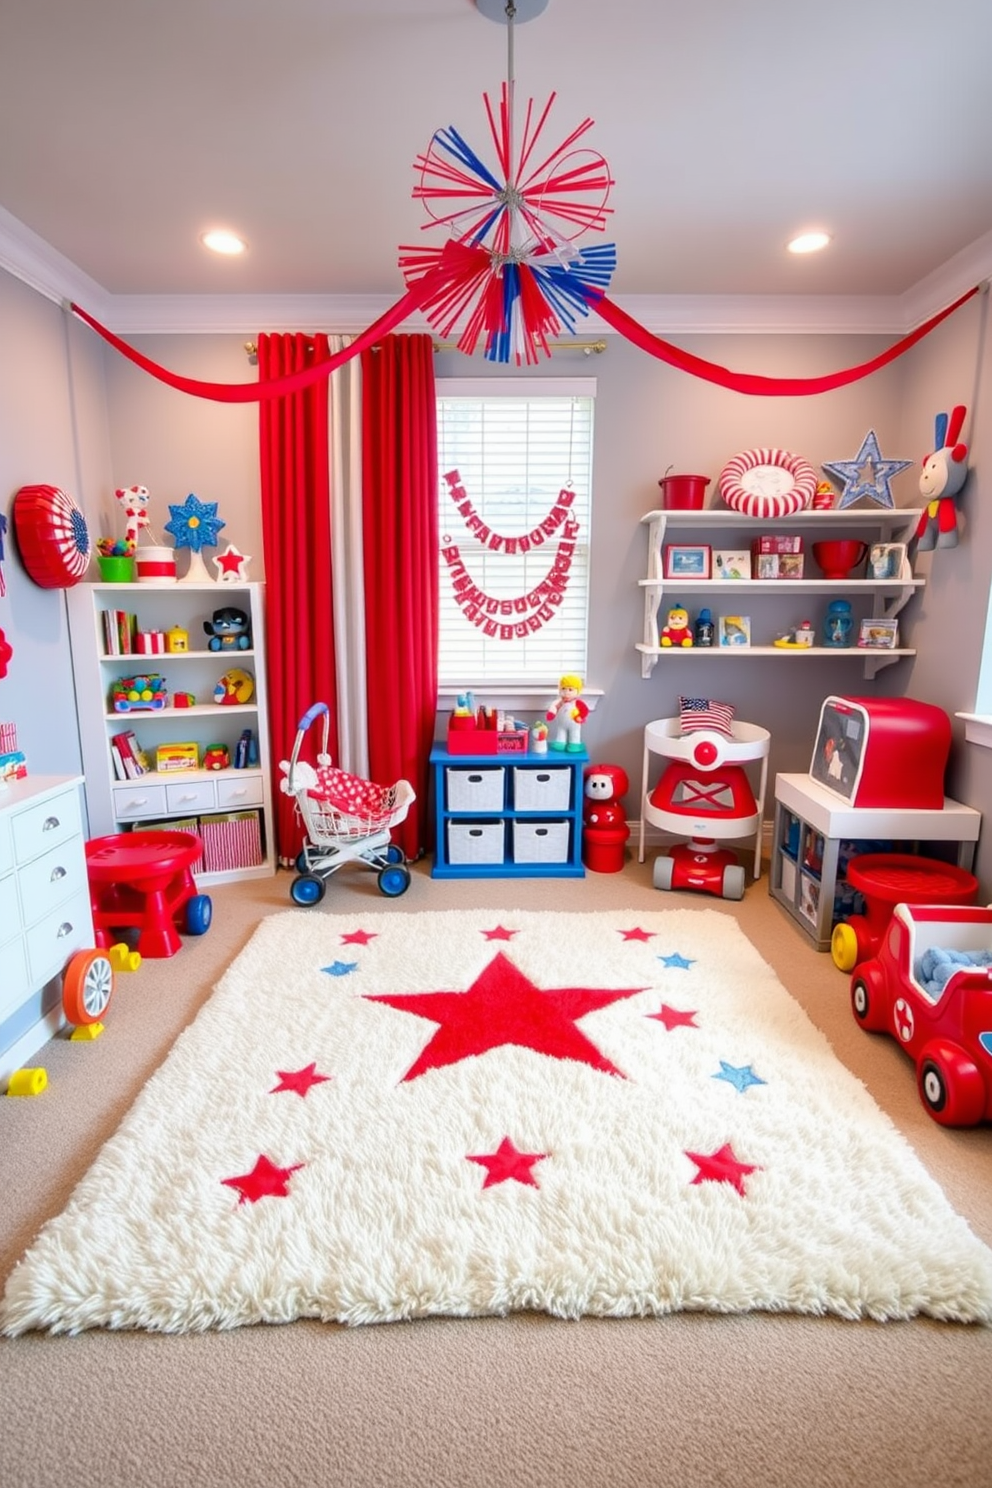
[2, 201, 990, 340]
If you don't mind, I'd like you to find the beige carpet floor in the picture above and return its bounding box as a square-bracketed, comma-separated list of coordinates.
[2, 853, 991, 1488]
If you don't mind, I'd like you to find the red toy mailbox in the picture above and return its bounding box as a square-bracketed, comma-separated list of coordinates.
[808, 696, 951, 810]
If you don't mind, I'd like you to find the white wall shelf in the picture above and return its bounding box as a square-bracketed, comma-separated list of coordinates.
[637, 507, 925, 680]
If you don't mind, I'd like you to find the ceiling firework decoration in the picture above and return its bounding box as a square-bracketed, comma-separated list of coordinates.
[399, 1, 615, 365]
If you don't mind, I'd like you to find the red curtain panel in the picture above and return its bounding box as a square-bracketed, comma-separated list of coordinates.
[360, 334, 439, 860]
[258, 332, 340, 865]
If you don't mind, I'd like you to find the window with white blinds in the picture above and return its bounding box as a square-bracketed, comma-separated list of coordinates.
[436, 379, 595, 688]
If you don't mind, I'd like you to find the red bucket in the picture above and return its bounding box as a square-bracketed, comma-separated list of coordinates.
[659, 474, 710, 510]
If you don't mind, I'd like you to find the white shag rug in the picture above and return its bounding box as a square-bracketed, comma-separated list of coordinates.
[4, 907, 992, 1335]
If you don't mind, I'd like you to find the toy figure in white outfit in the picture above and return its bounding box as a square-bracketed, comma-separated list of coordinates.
[546, 673, 589, 752]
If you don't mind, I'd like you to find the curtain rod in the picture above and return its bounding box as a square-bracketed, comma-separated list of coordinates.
[244, 338, 607, 363]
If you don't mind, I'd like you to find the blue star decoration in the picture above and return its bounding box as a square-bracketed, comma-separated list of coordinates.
[658, 952, 695, 970]
[164, 492, 226, 552]
[322, 960, 358, 977]
[822, 430, 913, 510]
[712, 1061, 766, 1094]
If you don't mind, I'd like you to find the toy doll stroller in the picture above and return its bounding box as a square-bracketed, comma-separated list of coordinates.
[280, 702, 416, 904]
[641, 714, 770, 901]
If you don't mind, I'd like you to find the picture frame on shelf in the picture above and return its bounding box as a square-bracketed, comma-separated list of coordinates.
[713, 549, 752, 580]
[868, 541, 908, 580]
[718, 614, 751, 648]
[857, 616, 899, 649]
[663, 543, 711, 579]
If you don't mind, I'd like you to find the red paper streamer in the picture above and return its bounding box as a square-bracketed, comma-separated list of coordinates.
[69, 280, 980, 402]
[591, 285, 981, 396]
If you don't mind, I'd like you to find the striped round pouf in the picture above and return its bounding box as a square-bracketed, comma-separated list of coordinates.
[718, 448, 818, 519]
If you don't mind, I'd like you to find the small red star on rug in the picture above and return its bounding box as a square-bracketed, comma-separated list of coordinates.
[618, 927, 655, 942]
[648, 1004, 698, 1031]
[685, 1143, 759, 1197]
[482, 925, 517, 941]
[468, 1136, 548, 1189]
[269, 1062, 330, 1097]
[221, 1154, 305, 1205]
[366, 951, 647, 1082]
[340, 929, 377, 946]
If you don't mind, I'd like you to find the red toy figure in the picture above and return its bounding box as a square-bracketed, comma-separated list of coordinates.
[660, 604, 693, 647]
[915, 405, 969, 552]
[582, 763, 630, 872]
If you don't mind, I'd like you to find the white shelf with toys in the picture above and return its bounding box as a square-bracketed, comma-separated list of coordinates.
[636, 508, 925, 680]
[66, 581, 275, 884]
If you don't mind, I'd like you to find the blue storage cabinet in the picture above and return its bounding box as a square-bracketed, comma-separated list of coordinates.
[430, 745, 587, 879]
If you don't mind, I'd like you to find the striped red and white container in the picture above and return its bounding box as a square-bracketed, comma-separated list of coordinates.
[200, 811, 264, 874]
[135, 545, 177, 583]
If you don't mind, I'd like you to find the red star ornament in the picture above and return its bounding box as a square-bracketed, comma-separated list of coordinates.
[366, 951, 647, 1082]
[221, 1154, 305, 1205]
[468, 1136, 548, 1189]
[685, 1143, 760, 1197]
[270, 1062, 331, 1097]
[340, 929, 377, 946]
[213, 543, 251, 581]
[648, 1004, 698, 1031]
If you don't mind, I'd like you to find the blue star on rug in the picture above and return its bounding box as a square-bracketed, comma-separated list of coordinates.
[822, 430, 913, 510]
[712, 1061, 766, 1094]
[659, 952, 695, 969]
[322, 960, 358, 977]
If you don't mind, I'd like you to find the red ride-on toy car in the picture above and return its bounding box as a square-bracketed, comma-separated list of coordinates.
[851, 902, 992, 1126]
[831, 852, 979, 972]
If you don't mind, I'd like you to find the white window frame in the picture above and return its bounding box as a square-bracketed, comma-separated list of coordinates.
[435, 378, 596, 706]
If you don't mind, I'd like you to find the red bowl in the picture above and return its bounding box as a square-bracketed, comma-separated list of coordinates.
[812, 539, 868, 580]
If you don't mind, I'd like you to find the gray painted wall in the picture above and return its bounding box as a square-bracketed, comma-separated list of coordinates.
[2, 267, 989, 887]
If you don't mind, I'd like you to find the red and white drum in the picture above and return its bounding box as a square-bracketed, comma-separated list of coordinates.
[12, 484, 92, 588]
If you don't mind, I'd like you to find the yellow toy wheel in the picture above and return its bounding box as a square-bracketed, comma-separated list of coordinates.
[831, 922, 859, 973]
[62, 949, 115, 1026]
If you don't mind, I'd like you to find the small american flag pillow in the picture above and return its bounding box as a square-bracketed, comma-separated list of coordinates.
[679, 696, 736, 737]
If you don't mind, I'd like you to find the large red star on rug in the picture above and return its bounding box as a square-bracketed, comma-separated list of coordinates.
[468, 1136, 548, 1189]
[221, 1154, 305, 1204]
[366, 951, 647, 1081]
[685, 1143, 759, 1196]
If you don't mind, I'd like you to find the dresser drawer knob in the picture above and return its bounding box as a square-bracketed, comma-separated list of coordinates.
[57, 921, 74, 939]
[50, 865, 67, 882]
[43, 815, 61, 832]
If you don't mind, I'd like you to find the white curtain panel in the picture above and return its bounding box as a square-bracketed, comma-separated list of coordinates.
[327, 336, 369, 779]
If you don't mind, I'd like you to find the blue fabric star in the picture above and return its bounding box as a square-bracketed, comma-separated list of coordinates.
[322, 960, 358, 977]
[712, 1061, 766, 1094]
[658, 952, 695, 969]
[164, 492, 226, 552]
[822, 430, 913, 510]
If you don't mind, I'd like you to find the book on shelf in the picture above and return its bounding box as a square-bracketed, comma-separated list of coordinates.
[110, 729, 150, 779]
[100, 609, 137, 656]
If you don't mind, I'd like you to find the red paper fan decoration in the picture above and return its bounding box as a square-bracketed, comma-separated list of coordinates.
[12, 484, 92, 588]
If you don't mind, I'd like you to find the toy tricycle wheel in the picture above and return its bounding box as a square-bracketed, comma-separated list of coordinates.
[377, 864, 411, 897]
[291, 873, 326, 906]
[652, 855, 674, 891]
[185, 894, 212, 936]
[721, 864, 746, 900]
[62, 949, 115, 1027]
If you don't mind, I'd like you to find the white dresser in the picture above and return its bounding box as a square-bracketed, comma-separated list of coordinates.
[0, 775, 94, 1091]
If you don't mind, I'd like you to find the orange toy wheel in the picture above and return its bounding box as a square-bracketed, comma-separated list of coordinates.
[62, 949, 115, 1026]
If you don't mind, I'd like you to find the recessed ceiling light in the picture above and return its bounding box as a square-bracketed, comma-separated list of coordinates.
[200, 229, 247, 256]
[787, 231, 831, 255]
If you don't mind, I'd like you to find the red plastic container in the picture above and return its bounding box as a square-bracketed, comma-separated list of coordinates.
[659, 474, 710, 510]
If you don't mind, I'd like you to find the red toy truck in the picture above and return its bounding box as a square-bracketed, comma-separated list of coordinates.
[851, 902, 992, 1126]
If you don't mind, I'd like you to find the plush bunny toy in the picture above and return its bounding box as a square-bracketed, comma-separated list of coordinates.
[915, 405, 969, 551]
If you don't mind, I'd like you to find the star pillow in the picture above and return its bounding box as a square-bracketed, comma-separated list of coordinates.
[679, 696, 735, 738]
